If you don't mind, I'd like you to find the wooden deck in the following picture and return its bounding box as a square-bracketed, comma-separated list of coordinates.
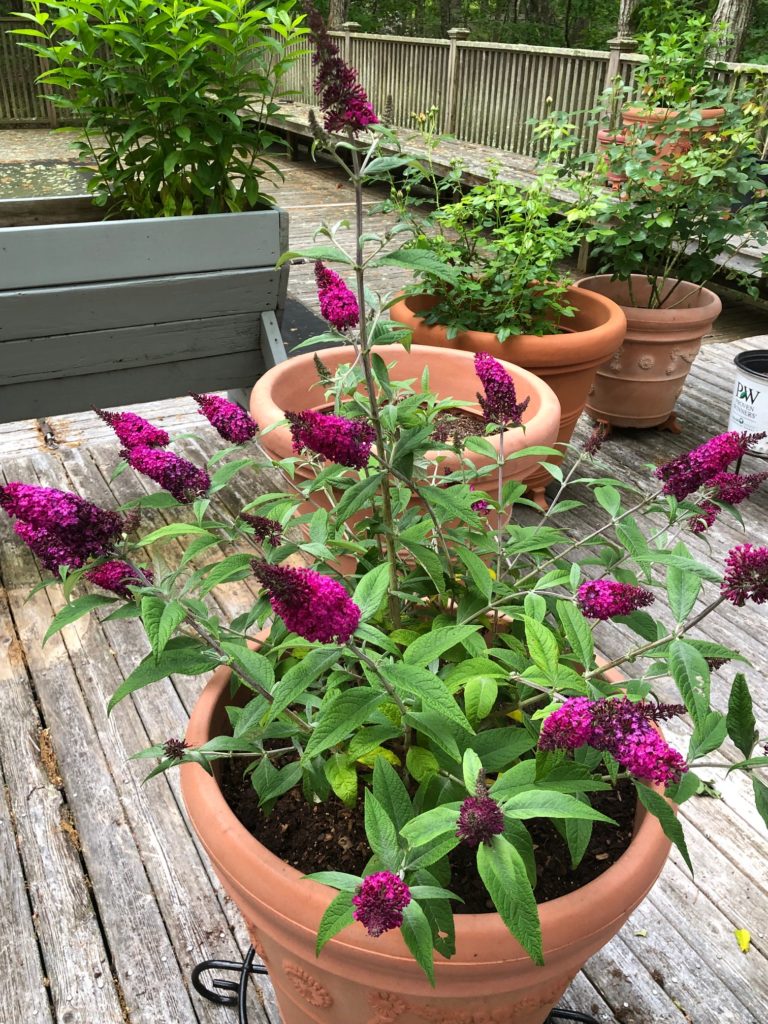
[1, 155, 768, 1024]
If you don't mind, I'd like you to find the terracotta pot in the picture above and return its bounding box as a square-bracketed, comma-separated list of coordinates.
[621, 106, 725, 175]
[388, 290, 626, 500]
[575, 275, 722, 429]
[181, 653, 672, 1024]
[596, 127, 628, 191]
[249, 344, 561, 508]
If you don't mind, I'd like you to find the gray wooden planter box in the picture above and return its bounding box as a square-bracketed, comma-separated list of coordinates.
[0, 197, 289, 423]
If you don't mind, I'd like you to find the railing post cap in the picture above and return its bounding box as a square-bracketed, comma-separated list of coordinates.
[447, 27, 471, 39]
[341, 21, 362, 32]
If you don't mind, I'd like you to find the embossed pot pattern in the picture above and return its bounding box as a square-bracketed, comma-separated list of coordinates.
[575, 275, 722, 429]
[181, 647, 673, 1024]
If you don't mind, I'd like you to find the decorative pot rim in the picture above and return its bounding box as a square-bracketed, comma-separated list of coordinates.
[621, 104, 725, 124]
[575, 274, 722, 326]
[388, 288, 627, 370]
[181, 649, 672, 967]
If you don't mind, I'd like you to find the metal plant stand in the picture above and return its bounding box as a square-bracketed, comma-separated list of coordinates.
[191, 948, 599, 1024]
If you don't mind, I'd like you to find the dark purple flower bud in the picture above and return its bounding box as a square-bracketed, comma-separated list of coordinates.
[706, 657, 730, 672]
[191, 393, 258, 445]
[287, 409, 375, 470]
[315, 262, 360, 332]
[251, 561, 361, 644]
[163, 737, 189, 760]
[240, 513, 283, 547]
[95, 408, 170, 449]
[456, 794, 505, 848]
[86, 559, 153, 597]
[474, 352, 530, 427]
[305, 4, 378, 135]
[689, 500, 719, 534]
[352, 871, 411, 937]
[583, 423, 608, 455]
[471, 499, 492, 516]
[576, 580, 654, 620]
[710, 470, 768, 506]
[1, 482, 124, 566]
[721, 543, 768, 606]
[122, 446, 210, 503]
[655, 431, 765, 500]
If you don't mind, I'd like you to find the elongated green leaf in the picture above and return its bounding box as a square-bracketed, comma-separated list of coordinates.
[220, 642, 275, 693]
[726, 673, 757, 760]
[462, 749, 484, 794]
[666, 550, 701, 624]
[268, 647, 340, 720]
[556, 601, 594, 669]
[108, 639, 215, 712]
[404, 626, 483, 668]
[373, 758, 413, 832]
[209, 458, 252, 493]
[669, 640, 710, 728]
[304, 871, 361, 892]
[380, 663, 473, 734]
[477, 837, 543, 964]
[400, 900, 435, 985]
[375, 248, 460, 285]
[43, 594, 117, 645]
[314, 890, 356, 955]
[364, 791, 401, 870]
[333, 473, 384, 523]
[325, 754, 358, 807]
[753, 777, 768, 831]
[302, 687, 383, 761]
[455, 546, 492, 601]
[688, 711, 727, 760]
[635, 783, 692, 873]
[464, 677, 498, 728]
[503, 790, 615, 823]
[139, 523, 211, 546]
[406, 746, 440, 782]
[199, 553, 253, 594]
[400, 804, 461, 848]
[523, 616, 559, 675]
[353, 563, 390, 622]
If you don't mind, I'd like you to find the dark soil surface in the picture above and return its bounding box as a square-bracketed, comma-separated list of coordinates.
[220, 764, 637, 911]
[432, 409, 486, 445]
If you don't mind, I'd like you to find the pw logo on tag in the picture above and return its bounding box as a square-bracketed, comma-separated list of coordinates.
[736, 381, 760, 404]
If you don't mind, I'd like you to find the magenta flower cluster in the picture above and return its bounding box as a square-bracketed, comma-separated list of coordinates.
[0, 482, 125, 573]
[86, 559, 152, 597]
[539, 697, 688, 785]
[721, 544, 768, 606]
[191, 393, 258, 445]
[122, 446, 210, 504]
[287, 409, 376, 470]
[352, 872, 411, 937]
[456, 794, 505, 848]
[315, 261, 360, 332]
[240, 513, 283, 547]
[305, 4, 378, 135]
[96, 408, 170, 448]
[251, 561, 361, 643]
[474, 352, 530, 427]
[576, 580, 655, 620]
[655, 431, 764, 500]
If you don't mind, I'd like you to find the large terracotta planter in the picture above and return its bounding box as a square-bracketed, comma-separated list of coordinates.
[181, 656, 672, 1024]
[250, 344, 561, 507]
[389, 290, 626, 498]
[575, 275, 722, 430]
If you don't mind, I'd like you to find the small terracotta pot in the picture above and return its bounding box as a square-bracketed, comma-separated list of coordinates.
[596, 127, 628, 190]
[575, 274, 722, 429]
[181, 652, 672, 1024]
[249, 344, 561, 507]
[621, 106, 725, 175]
[389, 290, 626, 498]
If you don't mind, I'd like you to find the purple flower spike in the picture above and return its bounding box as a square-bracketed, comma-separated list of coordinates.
[655, 431, 765, 500]
[689, 500, 719, 534]
[456, 794, 505, 848]
[251, 561, 361, 644]
[95, 408, 170, 449]
[576, 579, 654, 620]
[352, 872, 411, 938]
[86, 559, 152, 597]
[1, 482, 124, 568]
[538, 697, 595, 751]
[287, 409, 375, 470]
[721, 543, 768, 606]
[315, 262, 359, 332]
[240, 513, 283, 547]
[191, 394, 258, 445]
[123, 446, 210, 503]
[710, 470, 768, 506]
[305, 4, 378, 135]
[474, 352, 530, 427]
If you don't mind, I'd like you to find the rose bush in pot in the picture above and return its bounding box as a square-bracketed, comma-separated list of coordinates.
[4, 9, 768, 1024]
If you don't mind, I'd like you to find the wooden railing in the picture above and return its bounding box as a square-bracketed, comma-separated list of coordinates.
[3, 18, 766, 156]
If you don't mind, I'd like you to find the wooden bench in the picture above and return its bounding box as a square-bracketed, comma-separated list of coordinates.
[0, 199, 290, 423]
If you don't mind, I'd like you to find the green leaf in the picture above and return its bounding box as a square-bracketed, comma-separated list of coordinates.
[313, 889, 357, 953]
[688, 711, 727, 760]
[255, 760, 303, 806]
[406, 746, 440, 782]
[268, 647, 340, 720]
[364, 791, 401, 870]
[108, 639, 215, 712]
[220, 642, 276, 694]
[594, 485, 621, 517]
[502, 790, 615, 823]
[523, 617, 559, 675]
[400, 900, 435, 985]
[464, 677, 498, 728]
[635, 784, 692, 874]
[199, 553, 253, 594]
[400, 805, 461, 848]
[209, 458, 252, 493]
[325, 755, 358, 807]
[139, 523, 211, 546]
[375, 248, 460, 286]
[666, 553, 701, 624]
[333, 473, 384, 522]
[304, 871, 361, 892]
[752, 778, 768, 831]
[669, 640, 710, 728]
[42, 594, 117, 645]
[462, 748, 484, 794]
[564, 815, 594, 869]
[556, 601, 594, 669]
[352, 564, 390, 622]
[373, 758, 413, 831]
[404, 626, 483, 668]
[302, 688, 383, 761]
[726, 673, 757, 760]
[477, 837, 543, 964]
[379, 663, 473, 734]
[455, 546, 493, 601]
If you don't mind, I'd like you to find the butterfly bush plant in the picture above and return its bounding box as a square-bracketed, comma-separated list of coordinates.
[3, 3, 768, 983]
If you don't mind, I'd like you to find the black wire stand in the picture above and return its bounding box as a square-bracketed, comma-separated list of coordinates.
[191, 946, 598, 1024]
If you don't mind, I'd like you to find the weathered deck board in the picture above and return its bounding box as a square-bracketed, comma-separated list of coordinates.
[1, 157, 768, 1024]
